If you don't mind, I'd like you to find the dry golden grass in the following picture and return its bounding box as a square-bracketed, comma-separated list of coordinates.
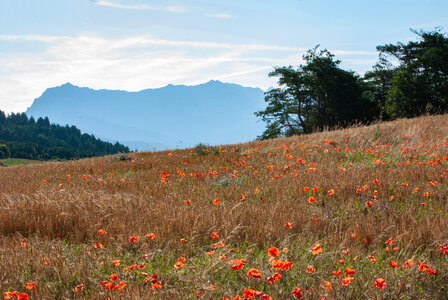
[1, 114, 448, 299]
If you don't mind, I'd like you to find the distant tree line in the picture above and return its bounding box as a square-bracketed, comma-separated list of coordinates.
[256, 28, 448, 139]
[0, 111, 129, 160]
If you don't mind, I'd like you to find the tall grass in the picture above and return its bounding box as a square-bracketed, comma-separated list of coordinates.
[1, 114, 447, 299]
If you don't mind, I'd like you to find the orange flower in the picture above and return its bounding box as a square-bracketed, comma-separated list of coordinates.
[151, 281, 162, 291]
[403, 259, 414, 267]
[311, 243, 322, 255]
[146, 233, 155, 240]
[303, 187, 310, 192]
[389, 260, 399, 268]
[374, 278, 386, 290]
[242, 288, 255, 299]
[328, 189, 334, 195]
[373, 178, 379, 184]
[308, 196, 316, 203]
[184, 199, 191, 206]
[98, 229, 107, 235]
[305, 265, 315, 273]
[112, 260, 120, 266]
[267, 247, 279, 257]
[267, 272, 282, 285]
[174, 261, 184, 269]
[255, 188, 260, 193]
[247, 268, 262, 279]
[18, 293, 29, 300]
[332, 270, 341, 277]
[290, 287, 302, 298]
[312, 187, 319, 193]
[385, 238, 394, 245]
[341, 277, 353, 286]
[230, 259, 246, 270]
[365, 201, 372, 207]
[345, 267, 355, 276]
[212, 198, 220, 205]
[94, 242, 103, 249]
[129, 236, 138, 243]
[210, 232, 219, 239]
[240, 194, 245, 201]
[285, 222, 292, 229]
[25, 282, 35, 290]
[322, 281, 332, 291]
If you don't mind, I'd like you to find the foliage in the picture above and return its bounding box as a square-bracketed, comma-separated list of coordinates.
[372, 28, 448, 118]
[256, 47, 376, 139]
[0, 110, 129, 160]
[257, 28, 448, 140]
[0, 143, 10, 159]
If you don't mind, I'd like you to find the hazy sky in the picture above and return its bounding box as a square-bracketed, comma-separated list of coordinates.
[1, 0, 447, 113]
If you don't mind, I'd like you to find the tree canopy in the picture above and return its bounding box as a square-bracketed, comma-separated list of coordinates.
[0, 110, 129, 160]
[257, 28, 448, 139]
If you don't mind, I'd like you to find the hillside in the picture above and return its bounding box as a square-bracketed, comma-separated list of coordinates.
[1, 114, 447, 299]
[0, 111, 129, 160]
[26, 81, 266, 150]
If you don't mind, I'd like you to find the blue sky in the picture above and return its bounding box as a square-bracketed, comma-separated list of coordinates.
[1, 0, 447, 113]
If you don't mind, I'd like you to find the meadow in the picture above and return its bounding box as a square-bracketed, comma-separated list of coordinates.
[1, 114, 447, 299]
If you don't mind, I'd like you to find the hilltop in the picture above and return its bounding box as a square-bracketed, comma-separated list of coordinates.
[1, 114, 447, 299]
[26, 81, 266, 150]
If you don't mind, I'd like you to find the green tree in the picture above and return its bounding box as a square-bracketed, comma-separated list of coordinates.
[0, 144, 10, 159]
[377, 28, 448, 118]
[256, 47, 375, 139]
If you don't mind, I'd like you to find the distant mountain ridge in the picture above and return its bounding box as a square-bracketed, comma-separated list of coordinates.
[26, 81, 266, 150]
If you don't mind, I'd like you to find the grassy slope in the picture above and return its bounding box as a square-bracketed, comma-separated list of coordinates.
[0, 114, 447, 299]
[0, 158, 41, 167]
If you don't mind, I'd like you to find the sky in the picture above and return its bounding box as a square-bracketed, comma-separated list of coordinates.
[0, 0, 447, 113]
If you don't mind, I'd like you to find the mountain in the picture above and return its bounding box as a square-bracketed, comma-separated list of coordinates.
[26, 81, 266, 150]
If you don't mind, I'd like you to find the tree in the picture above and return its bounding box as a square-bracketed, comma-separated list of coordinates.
[0, 144, 10, 159]
[377, 28, 448, 118]
[256, 47, 375, 139]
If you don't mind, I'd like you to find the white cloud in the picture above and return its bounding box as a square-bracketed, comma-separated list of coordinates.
[92, 0, 185, 12]
[0, 34, 377, 113]
[205, 13, 234, 19]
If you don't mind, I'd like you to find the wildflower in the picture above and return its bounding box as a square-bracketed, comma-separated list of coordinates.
[308, 196, 316, 203]
[25, 282, 35, 290]
[285, 222, 292, 229]
[267, 247, 279, 257]
[291, 287, 302, 298]
[389, 260, 399, 268]
[213, 198, 220, 205]
[230, 259, 246, 270]
[374, 278, 386, 290]
[240, 195, 245, 201]
[322, 281, 332, 291]
[365, 201, 372, 207]
[98, 229, 107, 235]
[112, 260, 120, 266]
[306, 265, 315, 273]
[210, 232, 219, 239]
[341, 277, 353, 286]
[267, 273, 282, 285]
[311, 243, 322, 255]
[247, 268, 262, 279]
[332, 270, 341, 277]
[129, 236, 138, 243]
[345, 267, 355, 276]
[184, 199, 191, 206]
[146, 233, 155, 240]
[94, 242, 103, 249]
[328, 189, 335, 195]
[403, 259, 414, 267]
[385, 238, 394, 245]
[243, 288, 255, 299]
[151, 281, 162, 291]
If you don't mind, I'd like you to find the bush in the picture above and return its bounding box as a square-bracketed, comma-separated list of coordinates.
[0, 144, 10, 159]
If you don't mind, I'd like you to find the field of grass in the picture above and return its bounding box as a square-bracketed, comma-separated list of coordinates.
[1, 114, 447, 299]
[0, 158, 41, 167]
